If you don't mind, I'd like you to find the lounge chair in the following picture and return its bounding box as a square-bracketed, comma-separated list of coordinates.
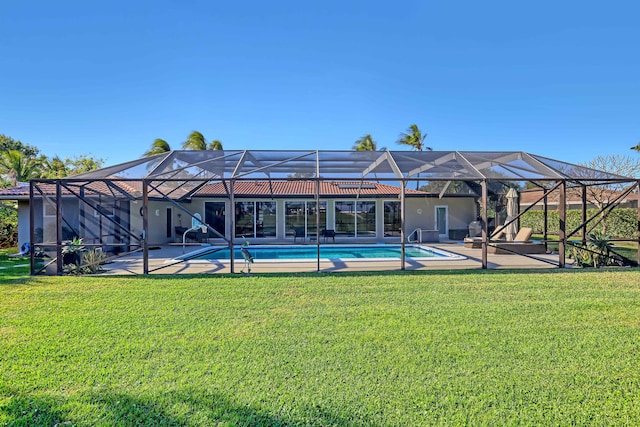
[293, 227, 305, 243]
[463, 227, 506, 248]
[488, 227, 546, 254]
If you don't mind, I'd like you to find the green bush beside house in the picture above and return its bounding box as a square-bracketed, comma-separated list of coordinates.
[520, 208, 638, 238]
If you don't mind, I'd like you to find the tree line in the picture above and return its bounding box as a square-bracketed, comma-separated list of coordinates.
[142, 125, 430, 156]
[0, 134, 104, 187]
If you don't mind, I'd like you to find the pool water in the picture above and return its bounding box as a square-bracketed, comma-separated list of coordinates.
[181, 244, 463, 261]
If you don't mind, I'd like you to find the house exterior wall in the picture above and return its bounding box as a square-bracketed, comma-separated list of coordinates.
[17, 201, 30, 248]
[404, 197, 476, 239]
[16, 193, 477, 252]
[153, 196, 478, 243]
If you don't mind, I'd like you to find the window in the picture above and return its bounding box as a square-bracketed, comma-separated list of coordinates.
[285, 201, 326, 238]
[235, 201, 255, 237]
[356, 201, 376, 236]
[235, 201, 277, 238]
[384, 201, 401, 236]
[335, 200, 376, 237]
[257, 201, 276, 237]
[44, 201, 56, 217]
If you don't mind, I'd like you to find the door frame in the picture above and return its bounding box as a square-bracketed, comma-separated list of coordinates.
[434, 205, 449, 239]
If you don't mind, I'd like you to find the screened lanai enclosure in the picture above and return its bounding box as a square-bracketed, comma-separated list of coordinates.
[27, 150, 640, 275]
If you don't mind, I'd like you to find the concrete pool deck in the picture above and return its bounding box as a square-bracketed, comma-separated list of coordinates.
[99, 242, 565, 275]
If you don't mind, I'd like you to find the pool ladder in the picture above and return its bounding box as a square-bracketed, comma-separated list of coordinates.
[407, 228, 423, 243]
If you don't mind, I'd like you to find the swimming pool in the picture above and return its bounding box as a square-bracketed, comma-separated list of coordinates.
[177, 244, 465, 262]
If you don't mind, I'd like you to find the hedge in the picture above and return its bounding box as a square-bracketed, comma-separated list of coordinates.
[0, 203, 18, 248]
[520, 208, 638, 238]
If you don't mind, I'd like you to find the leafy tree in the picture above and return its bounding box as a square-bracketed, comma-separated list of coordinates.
[209, 140, 223, 150]
[0, 134, 39, 157]
[396, 124, 431, 151]
[352, 134, 380, 151]
[39, 154, 103, 178]
[0, 149, 41, 185]
[575, 154, 640, 233]
[65, 155, 104, 175]
[144, 138, 172, 157]
[183, 131, 207, 150]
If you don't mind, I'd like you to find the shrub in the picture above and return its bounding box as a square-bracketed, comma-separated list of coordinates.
[0, 203, 18, 248]
[521, 208, 638, 238]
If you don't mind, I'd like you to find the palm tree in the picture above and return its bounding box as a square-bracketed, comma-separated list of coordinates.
[352, 134, 379, 151]
[0, 149, 41, 185]
[396, 124, 431, 151]
[40, 155, 69, 179]
[182, 131, 207, 150]
[396, 124, 432, 189]
[208, 140, 223, 150]
[144, 139, 172, 157]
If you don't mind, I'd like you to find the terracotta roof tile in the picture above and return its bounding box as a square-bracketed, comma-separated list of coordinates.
[194, 181, 428, 197]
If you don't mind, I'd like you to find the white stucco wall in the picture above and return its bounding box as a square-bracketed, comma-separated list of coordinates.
[17, 201, 30, 248]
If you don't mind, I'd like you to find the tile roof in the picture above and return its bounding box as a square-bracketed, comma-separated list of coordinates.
[194, 181, 429, 197]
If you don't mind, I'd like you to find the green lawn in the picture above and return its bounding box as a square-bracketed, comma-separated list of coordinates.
[0, 248, 30, 279]
[1, 261, 640, 425]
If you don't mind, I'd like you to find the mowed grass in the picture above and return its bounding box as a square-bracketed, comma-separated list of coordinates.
[1, 268, 640, 426]
[0, 249, 30, 279]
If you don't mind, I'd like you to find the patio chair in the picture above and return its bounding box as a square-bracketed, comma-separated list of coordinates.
[293, 227, 305, 243]
[322, 229, 336, 243]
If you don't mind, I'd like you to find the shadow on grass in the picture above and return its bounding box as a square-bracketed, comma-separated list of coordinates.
[0, 390, 67, 426]
[2, 388, 381, 426]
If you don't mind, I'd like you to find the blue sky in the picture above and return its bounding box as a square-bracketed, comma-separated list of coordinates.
[1, 0, 639, 167]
